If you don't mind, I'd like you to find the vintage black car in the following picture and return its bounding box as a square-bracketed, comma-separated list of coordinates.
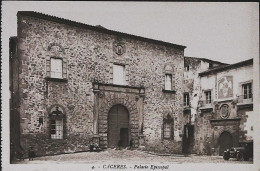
[223, 141, 253, 161]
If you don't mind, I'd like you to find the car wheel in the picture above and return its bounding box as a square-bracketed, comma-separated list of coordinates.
[236, 152, 244, 161]
[223, 153, 230, 160]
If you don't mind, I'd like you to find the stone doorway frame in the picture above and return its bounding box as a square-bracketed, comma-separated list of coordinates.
[92, 83, 145, 149]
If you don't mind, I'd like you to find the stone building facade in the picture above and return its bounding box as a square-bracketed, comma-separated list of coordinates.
[10, 11, 186, 158]
[10, 11, 255, 160]
[194, 59, 254, 155]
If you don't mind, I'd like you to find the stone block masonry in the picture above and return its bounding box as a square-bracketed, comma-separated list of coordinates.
[15, 12, 186, 156]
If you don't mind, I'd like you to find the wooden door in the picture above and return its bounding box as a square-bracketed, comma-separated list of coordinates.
[108, 105, 129, 148]
[219, 131, 233, 156]
[120, 128, 129, 148]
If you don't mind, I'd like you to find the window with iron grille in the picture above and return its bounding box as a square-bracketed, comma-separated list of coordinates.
[163, 114, 174, 140]
[184, 93, 189, 107]
[165, 74, 172, 90]
[49, 106, 65, 140]
[50, 119, 63, 139]
[242, 83, 252, 99]
[205, 91, 211, 104]
[163, 123, 171, 138]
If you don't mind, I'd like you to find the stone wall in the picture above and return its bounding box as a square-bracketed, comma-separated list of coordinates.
[184, 57, 203, 124]
[16, 13, 185, 155]
[238, 107, 254, 141]
[194, 111, 213, 155]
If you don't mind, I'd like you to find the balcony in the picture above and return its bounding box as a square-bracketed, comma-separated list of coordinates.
[237, 94, 253, 109]
[198, 100, 213, 112]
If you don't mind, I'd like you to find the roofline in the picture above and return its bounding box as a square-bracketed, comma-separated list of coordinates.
[17, 11, 186, 50]
[199, 59, 253, 77]
[184, 56, 229, 65]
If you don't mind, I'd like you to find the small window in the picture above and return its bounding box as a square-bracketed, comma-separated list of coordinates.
[163, 114, 174, 140]
[49, 106, 65, 139]
[163, 123, 171, 138]
[209, 63, 213, 69]
[184, 93, 189, 107]
[205, 91, 211, 104]
[51, 119, 63, 139]
[113, 64, 125, 85]
[165, 74, 172, 90]
[39, 118, 43, 124]
[242, 83, 252, 99]
[185, 65, 189, 71]
[50, 58, 63, 78]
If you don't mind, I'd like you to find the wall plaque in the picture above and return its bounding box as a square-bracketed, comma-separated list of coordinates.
[113, 41, 125, 55]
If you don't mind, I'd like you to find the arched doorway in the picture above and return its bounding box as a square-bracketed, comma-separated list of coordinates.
[219, 131, 233, 156]
[108, 104, 130, 148]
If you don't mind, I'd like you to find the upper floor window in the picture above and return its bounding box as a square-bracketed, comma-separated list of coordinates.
[184, 93, 190, 107]
[205, 91, 211, 104]
[113, 64, 125, 85]
[209, 63, 213, 69]
[185, 65, 189, 71]
[165, 74, 172, 90]
[242, 83, 252, 99]
[50, 58, 63, 78]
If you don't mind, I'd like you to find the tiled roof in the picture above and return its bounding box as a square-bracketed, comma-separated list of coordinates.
[184, 56, 228, 65]
[199, 58, 253, 76]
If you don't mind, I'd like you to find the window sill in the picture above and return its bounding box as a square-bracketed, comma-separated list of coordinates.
[162, 89, 176, 94]
[183, 106, 191, 112]
[45, 77, 68, 83]
[163, 138, 174, 140]
[199, 105, 213, 112]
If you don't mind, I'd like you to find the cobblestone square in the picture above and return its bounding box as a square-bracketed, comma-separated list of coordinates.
[14, 149, 253, 164]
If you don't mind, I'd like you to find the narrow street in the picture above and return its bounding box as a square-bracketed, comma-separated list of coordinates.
[14, 149, 253, 164]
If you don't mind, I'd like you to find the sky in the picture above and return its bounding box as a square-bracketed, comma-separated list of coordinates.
[2, 2, 259, 64]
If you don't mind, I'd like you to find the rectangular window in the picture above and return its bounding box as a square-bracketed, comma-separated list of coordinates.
[51, 119, 63, 139]
[50, 58, 63, 78]
[39, 118, 43, 124]
[242, 83, 252, 99]
[205, 91, 211, 104]
[185, 65, 189, 71]
[165, 74, 172, 90]
[163, 123, 171, 139]
[113, 64, 125, 85]
[184, 93, 189, 107]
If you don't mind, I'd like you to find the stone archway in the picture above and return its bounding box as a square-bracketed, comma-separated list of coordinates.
[97, 92, 140, 149]
[108, 104, 130, 148]
[219, 131, 233, 156]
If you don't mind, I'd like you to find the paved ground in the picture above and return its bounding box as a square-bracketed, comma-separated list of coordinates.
[14, 149, 253, 164]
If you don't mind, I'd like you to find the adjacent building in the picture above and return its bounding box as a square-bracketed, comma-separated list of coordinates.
[182, 57, 227, 154]
[195, 59, 254, 155]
